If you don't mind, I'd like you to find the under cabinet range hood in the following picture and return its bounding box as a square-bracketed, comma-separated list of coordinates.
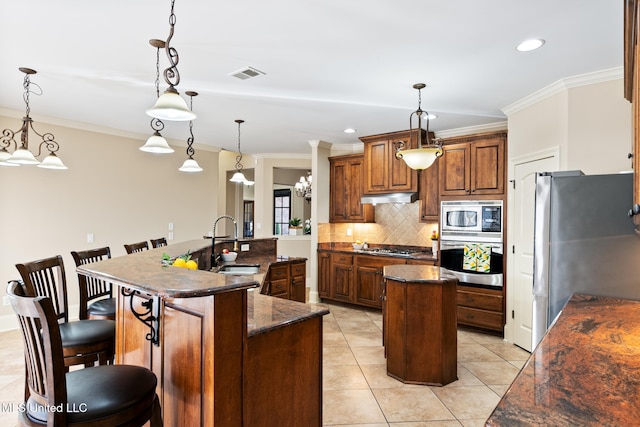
[361, 192, 418, 205]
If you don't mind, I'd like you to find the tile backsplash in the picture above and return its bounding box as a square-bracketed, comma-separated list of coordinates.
[318, 203, 438, 248]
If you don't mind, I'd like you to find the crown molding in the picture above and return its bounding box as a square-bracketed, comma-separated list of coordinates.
[502, 67, 624, 116]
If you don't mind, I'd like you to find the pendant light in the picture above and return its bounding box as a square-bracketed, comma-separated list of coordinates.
[395, 83, 443, 171]
[178, 91, 203, 172]
[145, 0, 196, 122]
[0, 68, 67, 169]
[229, 120, 254, 186]
[140, 39, 174, 153]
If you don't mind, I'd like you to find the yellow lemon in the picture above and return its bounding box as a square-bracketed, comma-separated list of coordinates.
[172, 258, 187, 268]
[185, 260, 198, 270]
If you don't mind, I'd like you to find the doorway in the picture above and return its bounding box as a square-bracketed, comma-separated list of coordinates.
[508, 149, 558, 351]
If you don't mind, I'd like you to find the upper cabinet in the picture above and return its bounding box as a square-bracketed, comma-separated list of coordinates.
[360, 130, 424, 194]
[329, 154, 375, 223]
[439, 131, 507, 197]
[419, 156, 440, 222]
[624, 1, 640, 230]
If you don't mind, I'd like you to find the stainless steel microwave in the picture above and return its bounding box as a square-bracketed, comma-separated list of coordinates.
[440, 200, 503, 242]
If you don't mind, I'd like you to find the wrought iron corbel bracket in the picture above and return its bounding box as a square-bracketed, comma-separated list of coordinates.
[120, 288, 161, 346]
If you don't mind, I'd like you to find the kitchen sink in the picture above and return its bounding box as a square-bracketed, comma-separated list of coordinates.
[216, 264, 260, 275]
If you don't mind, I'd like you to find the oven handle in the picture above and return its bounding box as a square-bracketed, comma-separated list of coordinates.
[441, 268, 503, 288]
[439, 241, 503, 254]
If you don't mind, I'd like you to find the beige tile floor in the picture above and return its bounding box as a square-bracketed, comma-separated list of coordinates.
[322, 302, 529, 426]
[0, 302, 530, 426]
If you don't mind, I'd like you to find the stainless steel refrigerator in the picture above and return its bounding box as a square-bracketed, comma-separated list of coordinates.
[532, 171, 640, 348]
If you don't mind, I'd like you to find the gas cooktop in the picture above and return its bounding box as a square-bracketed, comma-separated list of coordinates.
[356, 248, 414, 258]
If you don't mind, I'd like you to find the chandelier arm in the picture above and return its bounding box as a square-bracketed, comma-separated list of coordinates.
[150, 118, 165, 132]
[1, 129, 17, 150]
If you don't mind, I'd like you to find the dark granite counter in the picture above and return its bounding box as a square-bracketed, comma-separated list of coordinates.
[247, 291, 329, 337]
[383, 264, 456, 283]
[77, 239, 260, 298]
[318, 242, 436, 263]
[486, 294, 640, 426]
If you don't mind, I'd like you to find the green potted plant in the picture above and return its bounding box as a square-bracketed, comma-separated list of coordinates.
[289, 217, 303, 235]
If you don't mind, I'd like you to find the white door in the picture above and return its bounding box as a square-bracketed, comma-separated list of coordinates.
[510, 153, 558, 351]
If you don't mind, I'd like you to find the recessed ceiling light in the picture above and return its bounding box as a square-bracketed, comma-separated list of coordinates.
[344, 128, 357, 133]
[516, 38, 545, 52]
[426, 113, 437, 120]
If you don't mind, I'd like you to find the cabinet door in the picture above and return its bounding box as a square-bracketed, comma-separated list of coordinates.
[330, 159, 348, 221]
[365, 139, 390, 194]
[347, 158, 368, 220]
[389, 136, 417, 192]
[318, 252, 331, 298]
[355, 264, 383, 308]
[439, 142, 470, 196]
[470, 137, 505, 195]
[290, 262, 306, 303]
[330, 254, 354, 303]
[419, 156, 440, 222]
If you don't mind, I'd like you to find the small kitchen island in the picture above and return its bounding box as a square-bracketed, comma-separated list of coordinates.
[383, 265, 458, 386]
[77, 239, 328, 427]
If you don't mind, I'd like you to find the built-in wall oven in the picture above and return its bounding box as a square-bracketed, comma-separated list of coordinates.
[440, 200, 504, 289]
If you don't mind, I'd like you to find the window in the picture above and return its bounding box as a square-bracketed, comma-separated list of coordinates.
[243, 200, 254, 238]
[273, 189, 291, 235]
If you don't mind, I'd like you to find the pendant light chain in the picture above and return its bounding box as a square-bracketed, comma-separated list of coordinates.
[235, 119, 245, 172]
[186, 94, 196, 159]
[150, 44, 165, 133]
[163, 0, 180, 88]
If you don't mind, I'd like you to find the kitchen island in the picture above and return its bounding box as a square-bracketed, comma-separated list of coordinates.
[77, 239, 328, 427]
[486, 294, 640, 426]
[383, 265, 458, 386]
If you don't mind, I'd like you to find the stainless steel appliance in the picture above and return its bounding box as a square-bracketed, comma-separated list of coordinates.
[439, 241, 504, 289]
[532, 171, 640, 348]
[441, 200, 503, 243]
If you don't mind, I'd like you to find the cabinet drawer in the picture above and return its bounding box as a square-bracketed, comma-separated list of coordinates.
[331, 253, 353, 264]
[269, 265, 289, 280]
[270, 279, 289, 297]
[457, 307, 503, 331]
[291, 262, 306, 277]
[457, 289, 503, 311]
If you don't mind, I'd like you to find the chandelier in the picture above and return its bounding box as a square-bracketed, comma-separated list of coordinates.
[229, 119, 254, 186]
[140, 39, 174, 153]
[295, 172, 312, 202]
[395, 83, 443, 171]
[145, 0, 196, 122]
[178, 91, 203, 172]
[0, 67, 67, 169]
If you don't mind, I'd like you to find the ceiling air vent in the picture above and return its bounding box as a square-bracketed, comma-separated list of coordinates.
[228, 66, 265, 80]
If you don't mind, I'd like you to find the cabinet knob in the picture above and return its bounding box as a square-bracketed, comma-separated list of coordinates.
[628, 204, 640, 217]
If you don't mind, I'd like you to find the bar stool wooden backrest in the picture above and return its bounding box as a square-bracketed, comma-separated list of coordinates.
[124, 241, 149, 254]
[71, 246, 115, 320]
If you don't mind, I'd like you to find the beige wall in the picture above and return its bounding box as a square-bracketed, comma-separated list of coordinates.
[0, 114, 219, 329]
[508, 78, 632, 173]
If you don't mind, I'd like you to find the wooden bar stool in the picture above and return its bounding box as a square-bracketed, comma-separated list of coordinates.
[6, 281, 162, 427]
[150, 237, 167, 248]
[15, 255, 115, 368]
[71, 247, 116, 320]
[124, 240, 149, 254]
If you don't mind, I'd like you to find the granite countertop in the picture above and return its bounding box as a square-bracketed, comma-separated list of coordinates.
[486, 294, 640, 426]
[383, 265, 457, 283]
[318, 242, 436, 262]
[247, 291, 329, 337]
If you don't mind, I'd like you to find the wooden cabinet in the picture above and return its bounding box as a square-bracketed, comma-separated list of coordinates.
[456, 285, 504, 333]
[329, 154, 375, 223]
[439, 131, 506, 197]
[318, 251, 331, 298]
[360, 130, 424, 195]
[330, 253, 354, 302]
[624, 2, 640, 231]
[263, 261, 307, 303]
[419, 156, 440, 222]
[354, 255, 406, 308]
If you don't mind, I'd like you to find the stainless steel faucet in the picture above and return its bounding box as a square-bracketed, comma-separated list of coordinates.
[211, 215, 239, 267]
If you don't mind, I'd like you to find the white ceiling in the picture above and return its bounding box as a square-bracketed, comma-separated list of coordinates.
[0, 0, 623, 155]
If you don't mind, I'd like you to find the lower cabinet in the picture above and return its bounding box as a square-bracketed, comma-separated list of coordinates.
[456, 285, 504, 333]
[263, 260, 307, 303]
[355, 256, 406, 308]
[330, 253, 355, 303]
